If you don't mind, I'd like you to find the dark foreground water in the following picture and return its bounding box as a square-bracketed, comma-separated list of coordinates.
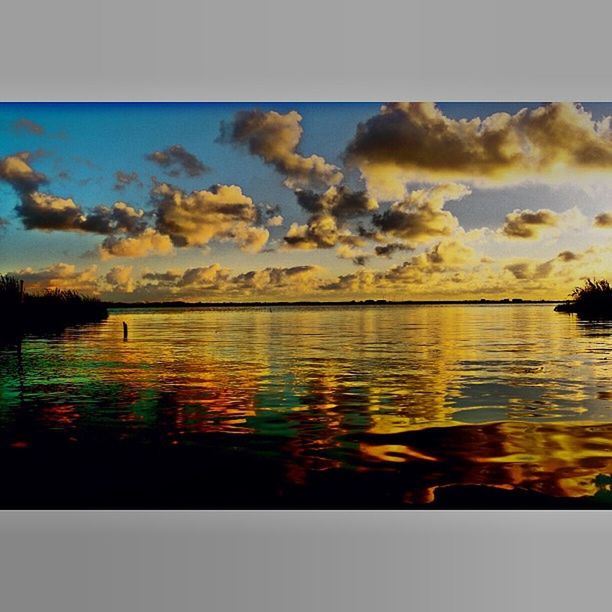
[0, 304, 611, 508]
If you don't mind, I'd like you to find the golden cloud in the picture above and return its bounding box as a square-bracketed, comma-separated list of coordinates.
[283, 186, 376, 251]
[219, 110, 343, 189]
[16, 191, 150, 237]
[336, 243, 369, 263]
[13, 263, 99, 294]
[177, 264, 232, 288]
[153, 183, 269, 252]
[128, 264, 323, 301]
[345, 102, 612, 199]
[374, 243, 414, 258]
[99, 228, 174, 259]
[16, 192, 85, 231]
[500, 208, 560, 239]
[294, 186, 378, 219]
[283, 213, 364, 250]
[266, 214, 284, 227]
[80, 201, 147, 235]
[0, 153, 47, 193]
[499, 207, 585, 239]
[594, 211, 612, 227]
[504, 261, 554, 280]
[105, 266, 135, 292]
[232, 266, 321, 291]
[90, 239, 611, 302]
[371, 183, 470, 245]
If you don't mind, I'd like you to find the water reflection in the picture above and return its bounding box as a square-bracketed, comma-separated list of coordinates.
[0, 304, 610, 507]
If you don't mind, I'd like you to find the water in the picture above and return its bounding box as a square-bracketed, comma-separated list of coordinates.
[0, 304, 611, 508]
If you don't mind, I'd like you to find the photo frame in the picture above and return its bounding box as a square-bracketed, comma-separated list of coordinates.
[1, 1, 611, 610]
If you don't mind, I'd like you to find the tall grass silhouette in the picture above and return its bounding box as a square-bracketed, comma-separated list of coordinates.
[0, 274, 108, 340]
[555, 278, 611, 317]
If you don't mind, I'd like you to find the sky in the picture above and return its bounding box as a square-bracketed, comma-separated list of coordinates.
[0, 101, 611, 301]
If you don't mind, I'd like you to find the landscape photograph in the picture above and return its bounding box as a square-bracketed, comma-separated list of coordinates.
[0, 101, 611, 508]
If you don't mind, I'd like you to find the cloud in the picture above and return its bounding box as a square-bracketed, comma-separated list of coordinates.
[319, 268, 378, 293]
[321, 238, 477, 292]
[499, 206, 585, 239]
[594, 211, 612, 227]
[374, 243, 413, 258]
[295, 186, 377, 219]
[105, 266, 135, 292]
[16, 192, 86, 231]
[219, 109, 343, 188]
[131, 264, 322, 300]
[146, 145, 209, 177]
[282, 186, 377, 251]
[3, 151, 268, 257]
[556, 250, 582, 262]
[177, 264, 231, 288]
[153, 182, 269, 252]
[13, 118, 45, 136]
[345, 102, 612, 199]
[15, 192, 149, 236]
[1, 153, 149, 240]
[380, 239, 477, 285]
[504, 261, 555, 280]
[266, 214, 284, 227]
[257, 203, 284, 227]
[99, 228, 174, 259]
[283, 213, 364, 250]
[12, 263, 99, 293]
[232, 265, 321, 291]
[336, 243, 369, 266]
[96, 238, 611, 301]
[141, 270, 182, 282]
[113, 170, 142, 191]
[503, 248, 589, 280]
[420, 239, 477, 267]
[371, 183, 470, 245]
[80, 201, 148, 235]
[1, 152, 155, 246]
[500, 208, 560, 239]
[0, 153, 47, 193]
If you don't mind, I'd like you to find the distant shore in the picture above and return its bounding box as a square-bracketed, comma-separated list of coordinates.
[106, 298, 562, 309]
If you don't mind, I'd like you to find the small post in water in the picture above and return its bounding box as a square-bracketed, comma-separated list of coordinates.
[123, 321, 128, 341]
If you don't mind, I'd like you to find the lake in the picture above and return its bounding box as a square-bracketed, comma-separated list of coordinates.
[0, 304, 611, 508]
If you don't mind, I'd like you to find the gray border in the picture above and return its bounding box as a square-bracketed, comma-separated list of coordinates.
[1, 0, 610, 101]
[0, 510, 610, 611]
[2, 1, 612, 610]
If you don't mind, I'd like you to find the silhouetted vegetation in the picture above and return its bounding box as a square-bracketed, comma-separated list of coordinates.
[0, 275, 107, 341]
[555, 278, 612, 318]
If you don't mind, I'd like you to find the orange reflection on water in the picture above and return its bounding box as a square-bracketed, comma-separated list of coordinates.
[361, 421, 612, 502]
[0, 304, 610, 505]
[41, 404, 80, 429]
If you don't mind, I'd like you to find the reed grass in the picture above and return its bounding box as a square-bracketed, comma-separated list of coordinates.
[0, 274, 108, 340]
[555, 278, 611, 317]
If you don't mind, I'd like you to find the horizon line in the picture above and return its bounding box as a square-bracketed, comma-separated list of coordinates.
[105, 298, 563, 308]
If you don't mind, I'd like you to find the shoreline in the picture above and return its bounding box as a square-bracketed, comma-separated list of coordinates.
[106, 299, 562, 309]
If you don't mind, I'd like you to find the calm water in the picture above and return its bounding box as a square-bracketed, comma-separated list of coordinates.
[1, 304, 611, 507]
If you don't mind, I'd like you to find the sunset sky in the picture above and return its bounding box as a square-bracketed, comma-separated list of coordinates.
[1, 102, 611, 301]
